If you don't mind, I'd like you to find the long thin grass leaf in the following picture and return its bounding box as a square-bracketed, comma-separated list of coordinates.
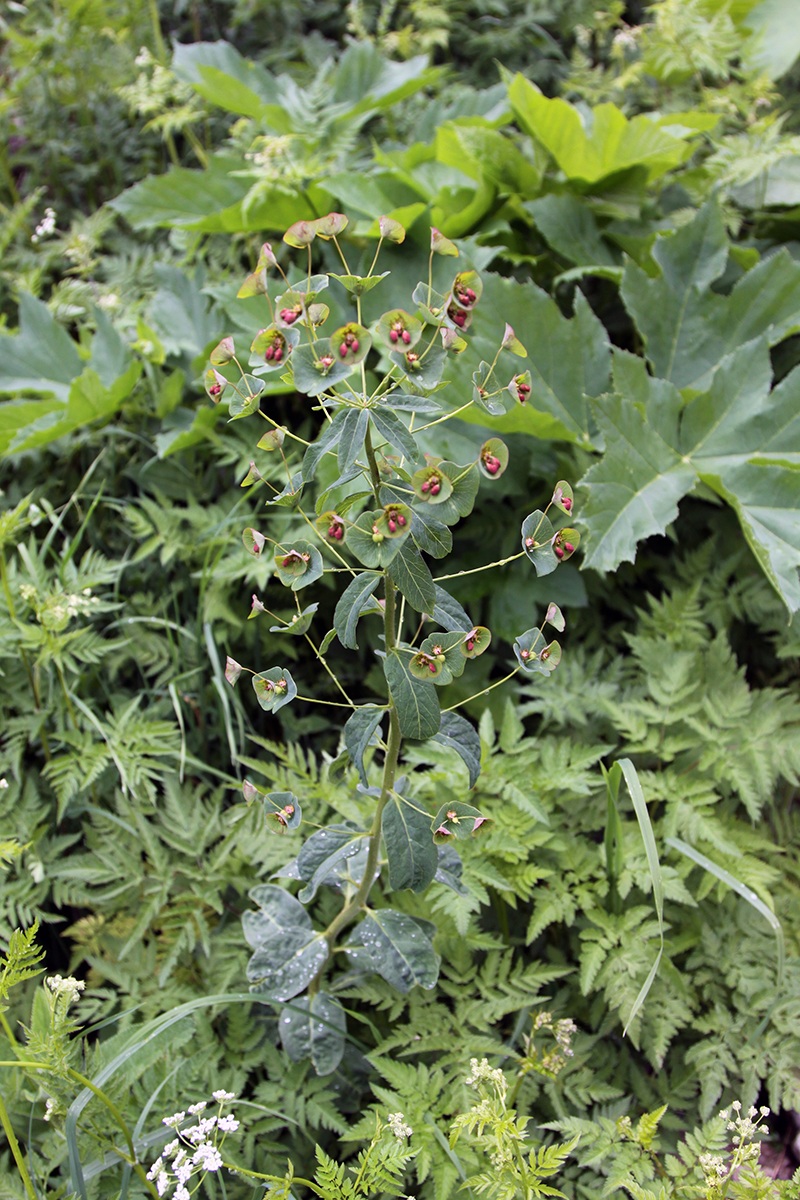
[613, 759, 664, 1037]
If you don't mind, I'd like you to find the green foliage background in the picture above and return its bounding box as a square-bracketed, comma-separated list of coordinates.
[0, 0, 799, 1196]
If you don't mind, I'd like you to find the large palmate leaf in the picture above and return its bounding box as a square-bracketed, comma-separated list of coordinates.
[447, 273, 609, 445]
[508, 75, 698, 185]
[621, 202, 800, 391]
[0, 298, 142, 455]
[581, 344, 800, 612]
[111, 155, 327, 233]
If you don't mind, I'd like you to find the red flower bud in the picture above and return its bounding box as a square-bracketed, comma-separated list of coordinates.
[554, 546, 564, 560]
[562, 496, 572, 511]
[339, 342, 348, 358]
[564, 542, 574, 554]
[209, 384, 222, 397]
[390, 328, 399, 343]
[401, 329, 411, 344]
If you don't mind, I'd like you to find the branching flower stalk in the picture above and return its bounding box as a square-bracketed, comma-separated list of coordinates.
[214, 213, 581, 1064]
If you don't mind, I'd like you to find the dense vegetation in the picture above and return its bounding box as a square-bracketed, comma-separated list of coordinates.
[1, 2, 799, 1198]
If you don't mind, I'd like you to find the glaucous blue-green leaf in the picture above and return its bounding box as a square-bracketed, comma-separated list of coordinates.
[345, 909, 440, 992]
[432, 800, 492, 842]
[242, 783, 302, 833]
[252, 667, 297, 712]
[383, 651, 441, 741]
[297, 825, 369, 903]
[432, 712, 482, 787]
[409, 506, 452, 559]
[343, 706, 385, 786]
[621, 201, 800, 391]
[434, 844, 469, 895]
[243, 885, 328, 1001]
[369, 408, 420, 465]
[302, 409, 346, 481]
[291, 343, 354, 397]
[428, 461, 480, 526]
[269, 603, 318, 636]
[445, 274, 608, 445]
[418, 631, 469, 685]
[382, 794, 438, 892]
[581, 342, 800, 612]
[432, 585, 472, 632]
[279, 992, 347, 1076]
[387, 542, 436, 613]
[338, 407, 370, 473]
[333, 572, 382, 650]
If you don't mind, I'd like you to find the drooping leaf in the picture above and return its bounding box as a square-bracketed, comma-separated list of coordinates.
[297, 825, 369, 904]
[343, 707, 385, 786]
[333, 572, 382, 650]
[243, 885, 328, 1001]
[382, 794, 438, 892]
[279, 992, 347, 1076]
[431, 712, 482, 788]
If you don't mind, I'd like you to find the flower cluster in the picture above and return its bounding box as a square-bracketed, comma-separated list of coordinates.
[521, 1011, 578, 1078]
[31, 207, 57, 243]
[695, 1101, 772, 1191]
[19, 584, 101, 630]
[465, 1057, 507, 1094]
[46, 975, 85, 1005]
[386, 1112, 413, 1139]
[147, 1093, 239, 1199]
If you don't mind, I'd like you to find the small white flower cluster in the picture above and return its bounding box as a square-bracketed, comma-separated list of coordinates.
[32, 207, 57, 243]
[386, 1112, 413, 1140]
[0, 778, 8, 789]
[698, 1152, 728, 1181]
[147, 1093, 239, 1199]
[20, 584, 101, 628]
[719, 1100, 770, 1153]
[528, 1012, 577, 1076]
[46, 975, 85, 1005]
[465, 1057, 507, 1096]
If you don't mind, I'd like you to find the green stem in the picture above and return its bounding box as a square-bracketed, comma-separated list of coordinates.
[0, 1091, 37, 1200]
[0, 1060, 141, 1179]
[443, 668, 520, 713]
[309, 578, 401, 989]
[435, 551, 524, 582]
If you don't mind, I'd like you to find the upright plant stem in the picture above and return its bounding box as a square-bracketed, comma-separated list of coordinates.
[0, 1092, 37, 1200]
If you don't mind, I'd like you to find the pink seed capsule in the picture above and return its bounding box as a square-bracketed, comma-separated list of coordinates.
[397, 514, 406, 526]
[401, 329, 411, 344]
[274, 346, 282, 362]
[430, 482, 440, 495]
[420, 480, 430, 493]
[429, 662, 436, 673]
[389, 328, 399, 343]
[564, 542, 574, 554]
[264, 345, 275, 361]
[339, 343, 348, 357]
[554, 546, 564, 560]
[388, 519, 397, 533]
[350, 338, 359, 353]
[466, 639, 475, 652]
[562, 496, 572, 511]
[209, 384, 222, 396]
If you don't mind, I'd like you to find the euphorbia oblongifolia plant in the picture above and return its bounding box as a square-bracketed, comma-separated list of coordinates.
[207, 214, 580, 1074]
